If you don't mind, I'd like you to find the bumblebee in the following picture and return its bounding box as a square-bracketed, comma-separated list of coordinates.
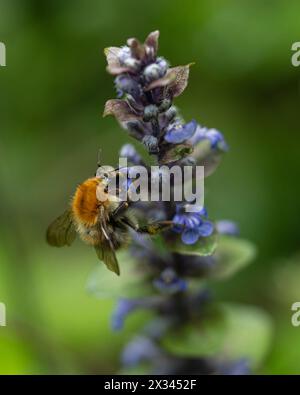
[46, 167, 170, 275]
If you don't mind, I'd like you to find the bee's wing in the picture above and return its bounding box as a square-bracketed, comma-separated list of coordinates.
[94, 206, 120, 276]
[94, 242, 120, 276]
[46, 209, 77, 247]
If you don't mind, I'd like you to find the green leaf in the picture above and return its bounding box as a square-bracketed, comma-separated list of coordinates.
[162, 303, 272, 369]
[170, 232, 218, 257]
[86, 251, 152, 299]
[210, 236, 256, 280]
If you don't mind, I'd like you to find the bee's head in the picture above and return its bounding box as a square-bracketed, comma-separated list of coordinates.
[96, 165, 115, 183]
[95, 165, 128, 204]
[95, 165, 118, 201]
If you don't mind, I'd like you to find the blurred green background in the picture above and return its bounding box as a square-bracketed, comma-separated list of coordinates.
[0, 0, 300, 374]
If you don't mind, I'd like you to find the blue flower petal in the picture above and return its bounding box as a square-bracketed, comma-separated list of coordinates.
[198, 207, 208, 217]
[188, 125, 228, 151]
[216, 220, 239, 236]
[173, 214, 184, 225]
[181, 228, 199, 245]
[153, 278, 187, 294]
[120, 144, 141, 164]
[172, 214, 186, 228]
[177, 278, 188, 292]
[153, 268, 187, 294]
[197, 220, 214, 237]
[185, 215, 201, 228]
[205, 128, 224, 149]
[188, 125, 208, 145]
[219, 358, 250, 375]
[164, 120, 197, 144]
[122, 336, 159, 367]
[172, 225, 183, 233]
[111, 298, 137, 331]
[206, 129, 220, 148]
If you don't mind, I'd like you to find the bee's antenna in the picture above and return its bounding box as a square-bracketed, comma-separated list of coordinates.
[97, 148, 102, 168]
[109, 166, 127, 174]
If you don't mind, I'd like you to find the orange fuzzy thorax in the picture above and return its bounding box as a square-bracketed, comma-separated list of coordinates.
[72, 177, 107, 226]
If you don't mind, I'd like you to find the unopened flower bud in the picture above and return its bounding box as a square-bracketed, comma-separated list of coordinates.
[165, 106, 177, 121]
[156, 57, 168, 76]
[180, 156, 196, 166]
[126, 121, 145, 140]
[143, 104, 158, 122]
[118, 46, 131, 64]
[120, 144, 136, 158]
[120, 144, 142, 164]
[115, 75, 141, 99]
[143, 63, 161, 82]
[159, 98, 172, 113]
[142, 135, 158, 154]
[123, 57, 141, 70]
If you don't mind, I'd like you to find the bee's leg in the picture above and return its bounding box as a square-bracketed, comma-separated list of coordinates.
[137, 221, 173, 235]
[120, 216, 139, 232]
[121, 218, 173, 235]
[112, 201, 129, 219]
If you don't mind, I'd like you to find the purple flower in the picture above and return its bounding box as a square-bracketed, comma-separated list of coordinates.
[153, 268, 187, 294]
[142, 135, 158, 153]
[143, 318, 171, 340]
[117, 46, 131, 65]
[216, 220, 239, 236]
[164, 120, 197, 144]
[189, 125, 228, 151]
[172, 205, 214, 245]
[218, 358, 250, 375]
[143, 63, 163, 82]
[103, 31, 252, 376]
[114, 75, 141, 100]
[112, 297, 163, 331]
[117, 46, 141, 71]
[111, 298, 139, 331]
[119, 144, 142, 165]
[156, 57, 169, 74]
[121, 336, 160, 367]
